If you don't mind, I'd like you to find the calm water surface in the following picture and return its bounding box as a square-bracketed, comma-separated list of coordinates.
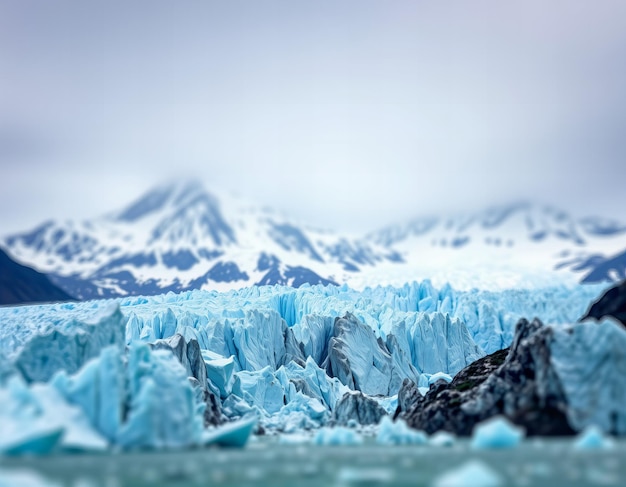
[1, 438, 624, 487]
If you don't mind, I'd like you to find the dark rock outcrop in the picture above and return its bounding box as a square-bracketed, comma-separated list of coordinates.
[397, 318, 574, 436]
[581, 250, 626, 284]
[152, 333, 222, 425]
[0, 247, 74, 305]
[332, 391, 387, 426]
[393, 378, 421, 420]
[580, 280, 626, 326]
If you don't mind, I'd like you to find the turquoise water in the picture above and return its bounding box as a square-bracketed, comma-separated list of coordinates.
[1, 438, 624, 487]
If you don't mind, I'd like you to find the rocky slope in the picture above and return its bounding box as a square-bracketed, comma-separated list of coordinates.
[0, 247, 73, 305]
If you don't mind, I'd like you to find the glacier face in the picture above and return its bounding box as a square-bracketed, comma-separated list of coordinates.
[0, 280, 612, 451]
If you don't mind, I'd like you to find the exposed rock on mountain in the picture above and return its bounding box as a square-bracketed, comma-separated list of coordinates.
[581, 280, 626, 326]
[0, 247, 74, 305]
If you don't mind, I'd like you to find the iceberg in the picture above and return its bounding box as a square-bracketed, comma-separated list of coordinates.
[573, 425, 615, 450]
[313, 427, 363, 446]
[376, 416, 427, 445]
[0, 424, 63, 457]
[202, 416, 257, 448]
[471, 417, 525, 449]
[429, 430, 456, 447]
[0, 470, 61, 487]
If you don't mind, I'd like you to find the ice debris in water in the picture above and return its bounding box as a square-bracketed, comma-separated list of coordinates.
[202, 416, 257, 448]
[279, 433, 311, 445]
[429, 430, 456, 447]
[376, 416, 427, 445]
[314, 427, 363, 446]
[337, 467, 395, 484]
[431, 460, 503, 487]
[0, 469, 62, 487]
[573, 425, 615, 450]
[470, 416, 524, 449]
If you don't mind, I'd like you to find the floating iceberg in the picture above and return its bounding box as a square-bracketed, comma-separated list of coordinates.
[314, 427, 363, 446]
[0, 469, 61, 487]
[471, 417, 525, 449]
[202, 416, 257, 448]
[573, 425, 615, 450]
[429, 431, 456, 447]
[376, 416, 427, 445]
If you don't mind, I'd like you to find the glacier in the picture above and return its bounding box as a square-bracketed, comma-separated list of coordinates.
[0, 280, 614, 452]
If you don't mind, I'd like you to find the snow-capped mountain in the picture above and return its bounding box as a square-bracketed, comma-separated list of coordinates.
[354, 201, 626, 290]
[2, 182, 398, 298]
[3, 182, 625, 298]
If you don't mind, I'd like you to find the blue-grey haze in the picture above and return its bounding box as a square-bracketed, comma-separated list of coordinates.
[1, 1, 625, 233]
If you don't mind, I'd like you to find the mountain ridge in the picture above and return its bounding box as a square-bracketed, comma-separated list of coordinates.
[3, 181, 625, 298]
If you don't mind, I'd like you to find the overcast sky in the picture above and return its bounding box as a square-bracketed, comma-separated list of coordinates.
[1, 1, 625, 234]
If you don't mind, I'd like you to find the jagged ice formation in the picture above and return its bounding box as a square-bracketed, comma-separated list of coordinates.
[0, 281, 611, 450]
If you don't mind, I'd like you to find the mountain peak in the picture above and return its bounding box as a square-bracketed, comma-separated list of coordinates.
[116, 180, 216, 223]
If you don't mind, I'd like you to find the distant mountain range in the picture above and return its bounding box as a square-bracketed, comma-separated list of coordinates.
[2, 181, 625, 299]
[0, 248, 74, 305]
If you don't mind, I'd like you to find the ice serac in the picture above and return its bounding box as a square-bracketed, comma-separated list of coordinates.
[10, 302, 125, 383]
[381, 311, 483, 376]
[118, 343, 206, 449]
[52, 346, 124, 441]
[54, 342, 208, 449]
[152, 333, 222, 426]
[325, 313, 409, 396]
